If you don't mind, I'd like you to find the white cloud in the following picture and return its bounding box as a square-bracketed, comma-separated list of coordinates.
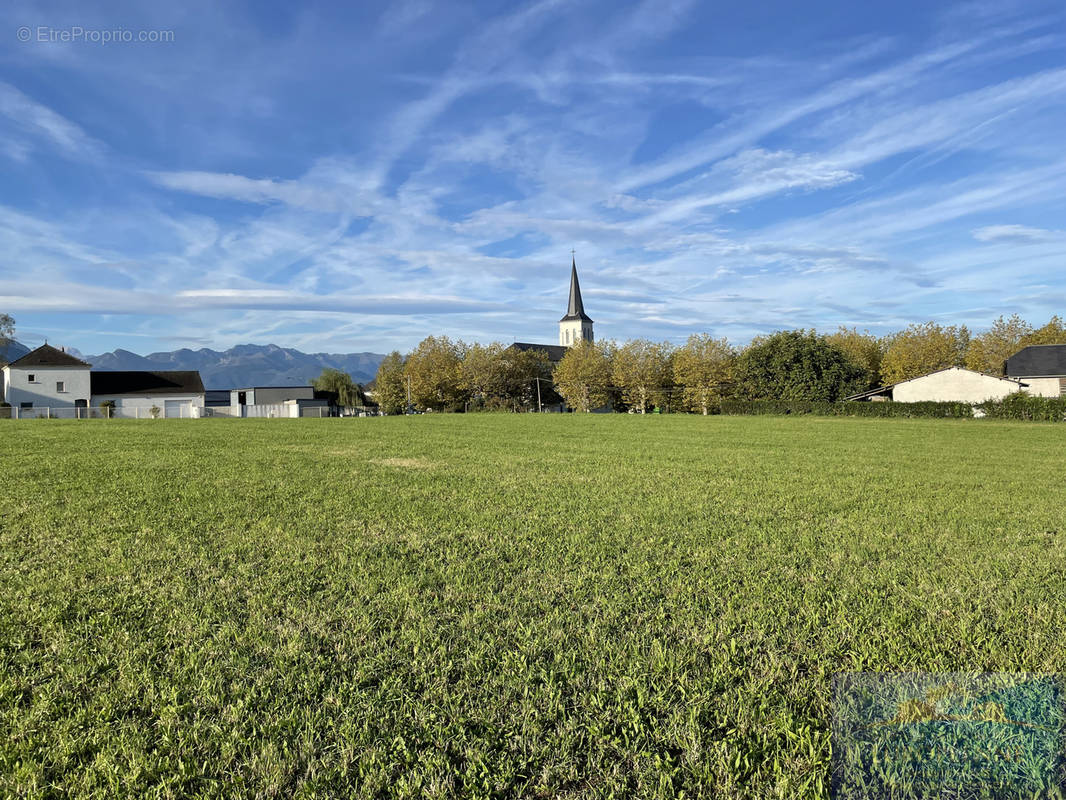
[0, 82, 103, 162]
[3, 0, 1066, 353]
[972, 224, 1059, 242]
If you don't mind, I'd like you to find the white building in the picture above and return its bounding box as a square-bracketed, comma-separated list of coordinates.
[227, 385, 332, 417]
[91, 371, 205, 417]
[1, 344, 92, 410]
[2, 344, 205, 417]
[846, 366, 1028, 403]
[1004, 344, 1066, 398]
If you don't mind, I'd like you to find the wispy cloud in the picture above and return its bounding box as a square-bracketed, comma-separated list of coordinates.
[0, 82, 104, 162]
[972, 224, 1060, 242]
[1, 0, 1065, 354]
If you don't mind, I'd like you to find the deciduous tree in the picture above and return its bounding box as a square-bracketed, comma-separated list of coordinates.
[1024, 315, 1066, 346]
[460, 343, 506, 404]
[735, 329, 865, 401]
[0, 313, 13, 367]
[880, 322, 970, 384]
[553, 340, 612, 412]
[498, 347, 552, 411]
[312, 368, 365, 408]
[825, 327, 884, 390]
[964, 314, 1033, 375]
[373, 351, 407, 415]
[612, 339, 672, 413]
[405, 336, 467, 412]
[673, 334, 734, 414]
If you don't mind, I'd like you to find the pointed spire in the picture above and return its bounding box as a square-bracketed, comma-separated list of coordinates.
[560, 254, 593, 323]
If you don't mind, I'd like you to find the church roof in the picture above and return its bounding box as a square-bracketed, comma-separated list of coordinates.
[509, 342, 569, 362]
[559, 257, 593, 323]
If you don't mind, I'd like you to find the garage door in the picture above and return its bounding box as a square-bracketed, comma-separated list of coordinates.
[164, 400, 190, 418]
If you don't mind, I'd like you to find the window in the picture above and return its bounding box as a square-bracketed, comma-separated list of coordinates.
[28, 373, 35, 382]
[56, 381, 65, 392]
[20, 402, 32, 409]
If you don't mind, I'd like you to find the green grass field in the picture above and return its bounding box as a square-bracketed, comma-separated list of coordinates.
[3, 415, 1066, 798]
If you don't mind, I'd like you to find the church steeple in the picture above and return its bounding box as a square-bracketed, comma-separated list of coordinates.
[559, 255, 594, 346]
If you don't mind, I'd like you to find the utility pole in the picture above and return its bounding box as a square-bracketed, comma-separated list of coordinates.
[535, 377, 542, 413]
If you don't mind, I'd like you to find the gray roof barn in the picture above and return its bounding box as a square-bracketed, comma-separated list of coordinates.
[91, 371, 205, 396]
[1005, 344, 1066, 377]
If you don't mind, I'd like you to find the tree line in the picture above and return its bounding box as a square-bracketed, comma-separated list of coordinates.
[372, 314, 1066, 413]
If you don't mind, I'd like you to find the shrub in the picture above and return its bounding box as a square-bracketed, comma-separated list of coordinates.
[719, 400, 974, 418]
[149, 405, 161, 419]
[733, 330, 866, 401]
[99, 400, 116, 418]
[976, 392, 1066, 422]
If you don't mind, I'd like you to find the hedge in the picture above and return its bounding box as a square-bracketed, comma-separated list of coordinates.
[718, 394, 1066, 421]
[719, 400, 974, 418]
[975, 393, 1066, 421]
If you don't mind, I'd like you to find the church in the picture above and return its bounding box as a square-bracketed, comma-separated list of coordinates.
[509, 256, 594, 363]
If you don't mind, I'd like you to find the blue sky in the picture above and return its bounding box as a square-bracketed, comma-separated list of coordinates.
[2, 0, 1065, 355]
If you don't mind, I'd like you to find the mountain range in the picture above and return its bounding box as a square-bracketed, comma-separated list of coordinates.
[2, 341, 385, 389]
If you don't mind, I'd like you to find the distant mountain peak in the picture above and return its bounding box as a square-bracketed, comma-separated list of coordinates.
[84, 342, 385, 389]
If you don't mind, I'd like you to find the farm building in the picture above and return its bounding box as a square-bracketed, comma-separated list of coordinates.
[845, 366, 1028, 403]
[1004, 344, 1066, 398]
[1, 344, 205, 416]
[226, 385, 335, 417]
[91, 371, 205, 417]
[1, 344, 92, 410]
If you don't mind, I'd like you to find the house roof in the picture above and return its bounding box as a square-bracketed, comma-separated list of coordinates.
[509, 342, 569, 362]
[6, 343, 91, 368]
[1005, 344, 1066, 377]
[232, 385, 317, 391]
[843, 384, 895, 401]
[559, 257, 593, 323]
[91, 370, 205, 396]
[842, 366, 1026, 401]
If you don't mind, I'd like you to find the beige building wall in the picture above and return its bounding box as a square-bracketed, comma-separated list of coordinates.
[893, 367, 1024, 403]
[1011, 377, 1063, 398]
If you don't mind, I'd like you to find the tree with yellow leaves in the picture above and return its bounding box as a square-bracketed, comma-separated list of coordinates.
[880, 322, 970, 384]
[673, 334, 735, 414]
[552, 340, 612, 413]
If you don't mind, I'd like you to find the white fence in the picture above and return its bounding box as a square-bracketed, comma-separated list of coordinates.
[201, 404, 329, 418]
[0, 404, 333, 420]
[0, 405, 199, 419]
[0, 403, 364, 422]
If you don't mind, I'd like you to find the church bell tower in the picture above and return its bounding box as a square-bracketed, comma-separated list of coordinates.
[559, 256, 594, 347]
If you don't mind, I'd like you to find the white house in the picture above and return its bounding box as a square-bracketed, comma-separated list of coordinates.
[846, 366, 1028, 403]
[1, 344, 92, 410]
[1004, 344, 1066, 398]
[225, 385, 333, 417]
[91, 371, 205, 418]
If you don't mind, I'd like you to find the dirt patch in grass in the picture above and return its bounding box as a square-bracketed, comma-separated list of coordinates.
[369, 457, 435, 469]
